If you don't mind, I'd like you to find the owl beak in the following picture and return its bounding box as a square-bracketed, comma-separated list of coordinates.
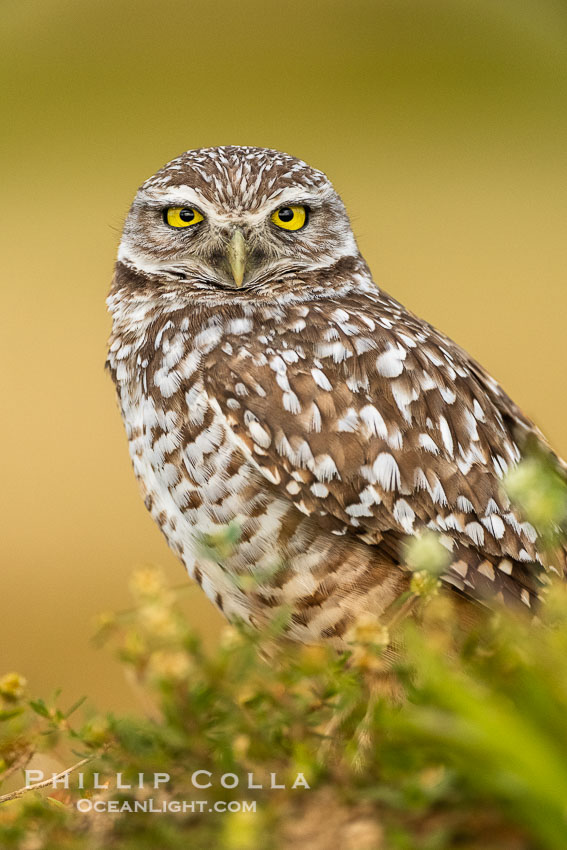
[227, 229, 247, 288]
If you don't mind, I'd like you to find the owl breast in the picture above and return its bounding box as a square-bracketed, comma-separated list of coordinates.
[119, 366, 285, 623]
[109, 303, 408, 643]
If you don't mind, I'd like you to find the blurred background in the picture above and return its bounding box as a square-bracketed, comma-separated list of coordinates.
[2, 0, 566, 712]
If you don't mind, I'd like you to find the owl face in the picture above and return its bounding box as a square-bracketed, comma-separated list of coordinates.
[118, 146, 358, 293]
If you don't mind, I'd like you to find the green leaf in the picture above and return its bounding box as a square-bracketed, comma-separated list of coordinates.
[29, 698, 51, 718]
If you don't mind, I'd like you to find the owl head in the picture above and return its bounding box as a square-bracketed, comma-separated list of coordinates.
[117, 146, 359, 294]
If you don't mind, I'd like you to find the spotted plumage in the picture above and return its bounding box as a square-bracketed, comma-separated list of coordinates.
[107, 145, 565, 645]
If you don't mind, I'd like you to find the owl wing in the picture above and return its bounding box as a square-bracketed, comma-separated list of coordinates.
[202, 292, 551, 606]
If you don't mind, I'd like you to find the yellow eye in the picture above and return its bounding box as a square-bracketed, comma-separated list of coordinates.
[165, 207, 204, 228]
[270, 205, 307, 231]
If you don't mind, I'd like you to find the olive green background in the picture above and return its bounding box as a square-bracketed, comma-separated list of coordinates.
[2, 0, 566, 710]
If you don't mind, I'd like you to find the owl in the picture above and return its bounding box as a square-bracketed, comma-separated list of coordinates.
[107, 145, 565, 645]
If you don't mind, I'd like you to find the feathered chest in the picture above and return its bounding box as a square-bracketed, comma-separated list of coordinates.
[107, 284, 554, 630]
[107, 303, 305, 586]
[111, 321, 246, 527]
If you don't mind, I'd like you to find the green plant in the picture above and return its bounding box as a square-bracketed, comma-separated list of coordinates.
[1, 453, 566, 850]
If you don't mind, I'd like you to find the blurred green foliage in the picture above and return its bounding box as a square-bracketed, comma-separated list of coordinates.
[1, 453, 567, 849]
[505, 448, 567, 547]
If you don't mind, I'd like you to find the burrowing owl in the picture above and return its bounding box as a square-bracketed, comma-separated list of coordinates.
[107, 146, 564, 645]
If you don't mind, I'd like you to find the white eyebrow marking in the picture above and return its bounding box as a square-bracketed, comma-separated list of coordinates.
[137, 185, 332, 225]
[138, 186, 209, 209]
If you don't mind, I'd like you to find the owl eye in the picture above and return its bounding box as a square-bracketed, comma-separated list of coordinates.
[270, 205, 307, 231]
[164, 207, 204, 228]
